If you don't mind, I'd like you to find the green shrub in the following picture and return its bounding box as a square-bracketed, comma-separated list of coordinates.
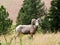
[16, 0, 46, 25]
[0, 5, 12, 35]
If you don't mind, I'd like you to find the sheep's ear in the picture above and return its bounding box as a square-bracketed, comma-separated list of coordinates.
[37, 18, 41, 22]
[32, 19, 36, 21]
[37, 18, 40, 20]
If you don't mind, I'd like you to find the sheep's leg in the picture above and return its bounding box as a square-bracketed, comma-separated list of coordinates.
[14, 32, 20, 41]
[13, 32, 20, 45]
[28, 33, 33, 39]
[15, 33, 19, 38]
[31, 33, 33, 38]
[29, 30, 34, 39]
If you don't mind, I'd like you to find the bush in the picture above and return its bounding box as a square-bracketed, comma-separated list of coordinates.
[0, 5, 12, 35]
[16, 0, 46, 25]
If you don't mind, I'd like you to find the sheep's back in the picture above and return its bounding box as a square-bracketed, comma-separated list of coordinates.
[16, 25, 32, 34]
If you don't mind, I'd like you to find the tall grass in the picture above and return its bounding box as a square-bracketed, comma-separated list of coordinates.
[0, 43, 1, 45]
[58, 42, 60, 45]
[0, 40, 1, 45]
[20, 37, 22, 45]
[19, 33, 23, 45]
[4, 35, 13, 45]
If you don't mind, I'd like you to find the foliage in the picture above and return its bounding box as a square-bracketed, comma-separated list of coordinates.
[48, 0, 60, 32]
[0, 43, 1, 45]
[0, 5, 12, 35]
[40, 15, 51, 33]
[58, 42, 60, 45]
[16, 0, 46, 25]
[19, 34, 23, 45]
[41, 0, 60, 33]
[9, 25, 16, 35]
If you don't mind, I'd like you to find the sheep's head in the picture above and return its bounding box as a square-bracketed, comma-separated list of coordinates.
[31, 19, 36, 25]
[35, 18, 40, 26]
[31, 18, 41, 26]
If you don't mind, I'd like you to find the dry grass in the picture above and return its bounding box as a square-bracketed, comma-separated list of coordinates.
[0, 33, 60, 45]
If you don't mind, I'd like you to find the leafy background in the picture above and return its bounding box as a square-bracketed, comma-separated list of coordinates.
[0, 0, 51, 24]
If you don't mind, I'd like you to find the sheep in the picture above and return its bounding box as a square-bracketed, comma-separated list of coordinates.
[15, 18, 40, 38]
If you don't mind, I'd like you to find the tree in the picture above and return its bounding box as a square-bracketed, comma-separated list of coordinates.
[16, 0, 46, 25]
[0, 5, 12, 35]
[48, 0, 60, 32]
[40, 15, 51, 32]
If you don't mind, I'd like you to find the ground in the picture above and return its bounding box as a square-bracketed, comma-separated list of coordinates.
[0, 33, 60, 45]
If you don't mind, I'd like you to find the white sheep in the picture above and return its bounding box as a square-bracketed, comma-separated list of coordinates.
[15, 18, 40, 37]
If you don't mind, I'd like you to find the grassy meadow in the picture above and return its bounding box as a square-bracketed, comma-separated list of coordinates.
[0, 32, 60, 45]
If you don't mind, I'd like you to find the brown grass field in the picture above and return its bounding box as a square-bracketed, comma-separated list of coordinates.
[0, 32, 60, 45]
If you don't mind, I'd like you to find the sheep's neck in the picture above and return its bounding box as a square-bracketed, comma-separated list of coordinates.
[34, 25, 38, 30]
[32, 25, 38, 32]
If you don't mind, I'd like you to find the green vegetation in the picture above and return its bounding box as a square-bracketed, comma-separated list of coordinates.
[16, 0, 46, 25]
[0, 5, 12, 35]
[41, 0, 60, 33]
[48, 0, 60, 32]
[0, 41, 1, 45]
[58, 42, 60, 45]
